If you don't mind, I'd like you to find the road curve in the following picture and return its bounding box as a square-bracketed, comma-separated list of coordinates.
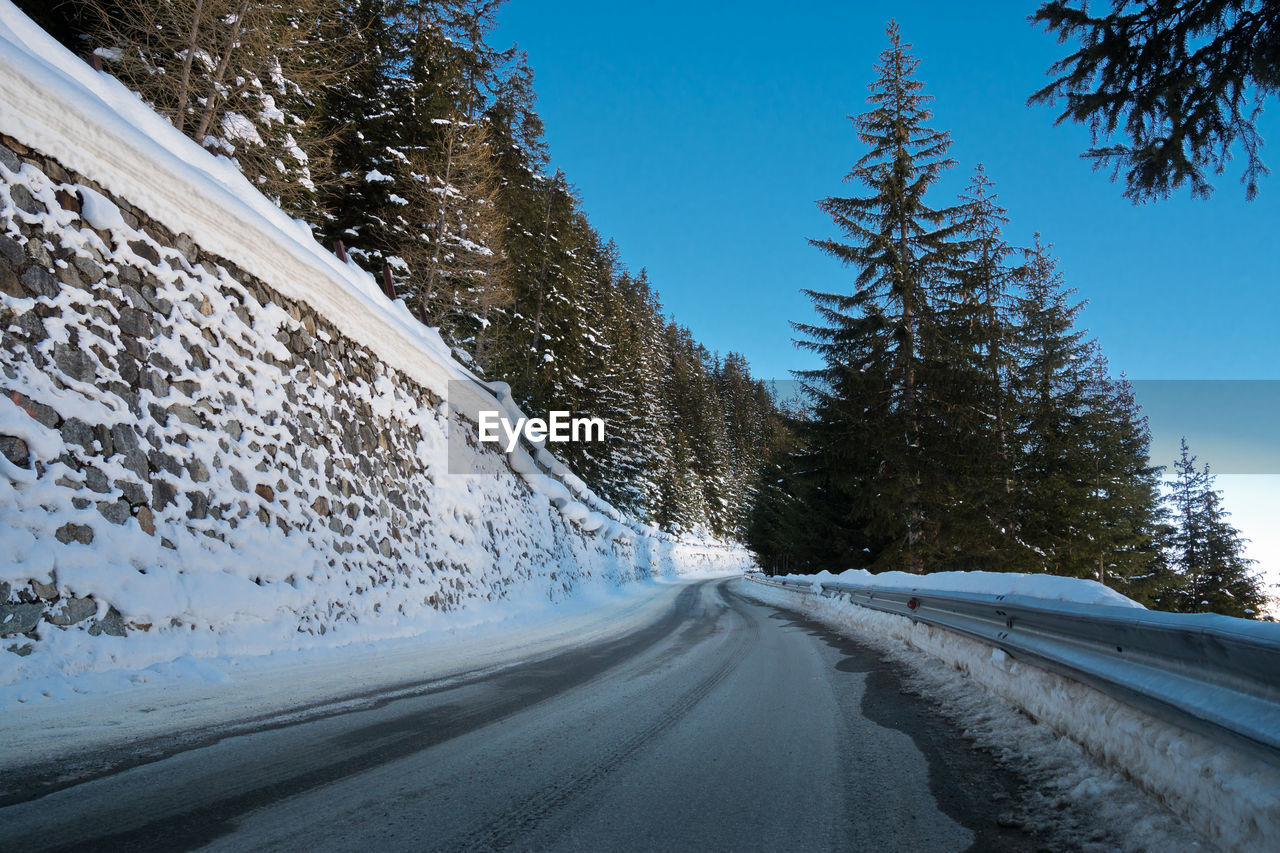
[2, 578, 1032, 852]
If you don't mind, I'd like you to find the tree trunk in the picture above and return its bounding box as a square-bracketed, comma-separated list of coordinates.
[424, 128, 457, 327]
[527, 187, 554, 375]
[175, 0, 206, 134]
[195, 0, 253, 142]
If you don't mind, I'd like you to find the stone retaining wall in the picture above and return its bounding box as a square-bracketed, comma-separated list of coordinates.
[0, 135, 726, 661]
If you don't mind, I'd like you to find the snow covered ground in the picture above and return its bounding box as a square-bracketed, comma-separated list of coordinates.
[0, 577, 695, 774]
[743, 577, 1280, 852]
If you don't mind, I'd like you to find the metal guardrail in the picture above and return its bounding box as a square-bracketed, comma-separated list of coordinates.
[745, 573, 1280, 764]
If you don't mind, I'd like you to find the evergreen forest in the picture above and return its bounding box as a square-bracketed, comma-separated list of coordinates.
[746, 23, 1267, 617]
[22, 2, 1268, 617]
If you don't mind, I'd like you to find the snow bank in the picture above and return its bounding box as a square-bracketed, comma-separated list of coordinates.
[785, 568, 1145, 608]
[743, 579, 1280, 852]
[0, 578, 689, 767]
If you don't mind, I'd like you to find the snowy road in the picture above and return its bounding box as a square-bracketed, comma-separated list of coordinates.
[3, 578, 1036, 851]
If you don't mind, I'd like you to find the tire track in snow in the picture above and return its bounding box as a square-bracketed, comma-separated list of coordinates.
[5, 584, 709, 853]
[444, 579, 759, 852]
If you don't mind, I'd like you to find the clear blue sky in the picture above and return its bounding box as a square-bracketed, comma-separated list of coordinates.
[494, 0, 1279, 382]
[494, 0, 1280, 587]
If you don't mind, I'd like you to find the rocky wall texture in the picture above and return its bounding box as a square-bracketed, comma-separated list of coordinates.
[0, 135, 743, 670]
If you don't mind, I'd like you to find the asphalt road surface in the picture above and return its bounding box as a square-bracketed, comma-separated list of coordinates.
[2, 578, 1035, 852]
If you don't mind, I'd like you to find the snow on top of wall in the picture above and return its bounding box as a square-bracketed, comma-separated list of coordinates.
[0, 4, 458, 390]
[790, 569, 1146, 608]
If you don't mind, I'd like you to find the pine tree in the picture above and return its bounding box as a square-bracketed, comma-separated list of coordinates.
[746, 407, 805, 573]
[1031, 0, 1277, 201]
[74, 0, 340, 217]
[633, 290, 677, 524]
[400, 118, 510, 356]
[1009, 236, 1097, 575]
[1078, 362, 1167, 596]
[714, 352, 776, 538]
[800, 21, 966, 572]
[792, 233, 895, 569]
[484, 169, 575, 400]
[13, 0, 96, 51]
[313, 0, 408, 264]
[1168, 440, 1211, 603]
[441, 0, 517, 121]
[1194, 488, 1267, 617]
[936, 165, 1021, 568]
[580, 267, 650, 515]
[1167, 439, 1267, 617]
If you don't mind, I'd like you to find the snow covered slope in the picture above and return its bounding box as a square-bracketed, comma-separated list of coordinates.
[0, 1, 750, 685]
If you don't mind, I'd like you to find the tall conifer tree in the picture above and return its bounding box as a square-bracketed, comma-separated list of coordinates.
[1009, 236, 1095, 574]
[800, 22, 965, 571]
[938, 165, 1021, 567]
[1167, 440, 1267, 617]
[1078, 361, 1167, 593]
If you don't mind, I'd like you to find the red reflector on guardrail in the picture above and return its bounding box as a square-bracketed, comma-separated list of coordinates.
[907, 597, 919, 611]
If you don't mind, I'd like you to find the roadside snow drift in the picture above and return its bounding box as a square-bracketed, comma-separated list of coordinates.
[794, 567, 1146, 607]
[744, 578, 1280, 852]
